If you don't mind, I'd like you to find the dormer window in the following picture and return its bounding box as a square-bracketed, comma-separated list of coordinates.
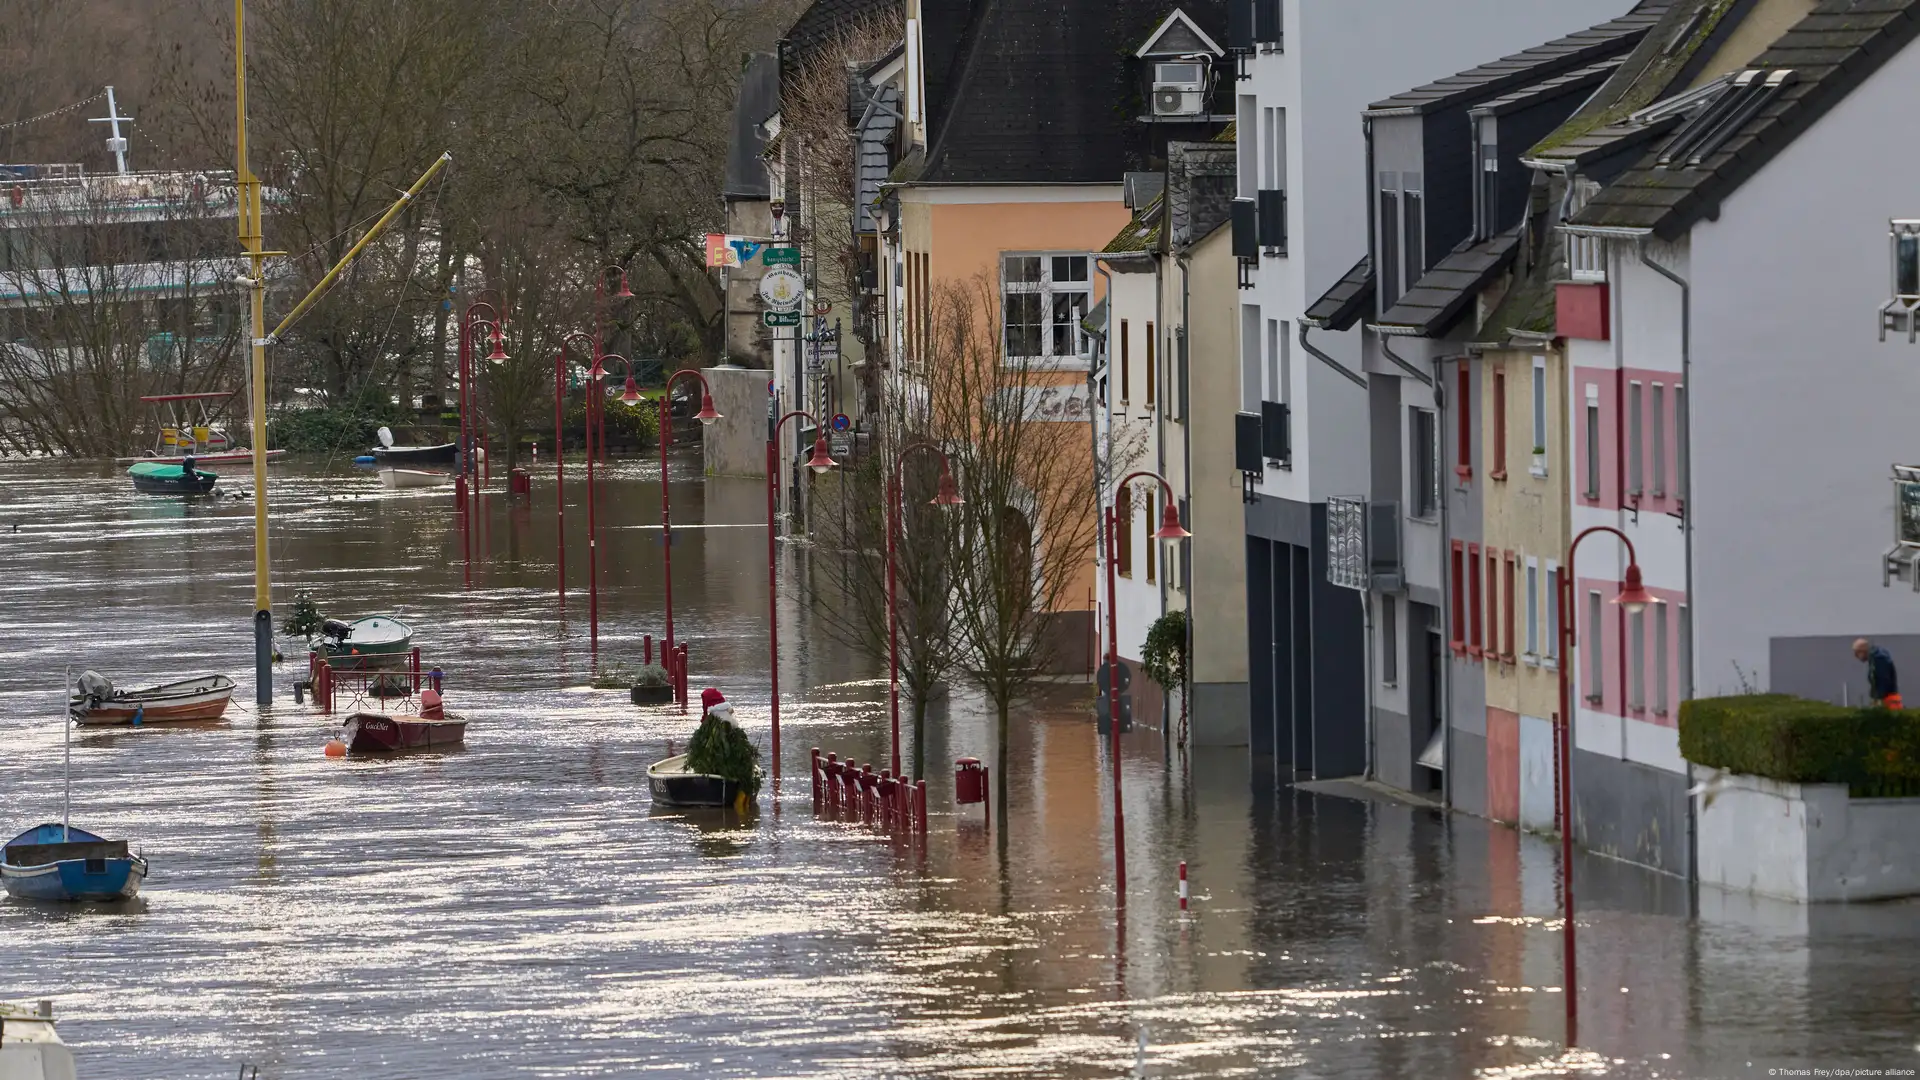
[1881, 219, 1920, 342]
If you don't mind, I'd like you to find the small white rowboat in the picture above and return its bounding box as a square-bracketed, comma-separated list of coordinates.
[379, 467, 452, 489]
[70, 672, 236, 726]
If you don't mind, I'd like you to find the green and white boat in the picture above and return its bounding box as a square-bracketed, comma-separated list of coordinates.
[318, 616, 415, 669]
[128, 460, 218, 496]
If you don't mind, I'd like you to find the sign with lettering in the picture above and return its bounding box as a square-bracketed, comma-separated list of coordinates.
[759, 267, 805, 310]
[763, 246, 801, 267]
[763, 310, 800, 328]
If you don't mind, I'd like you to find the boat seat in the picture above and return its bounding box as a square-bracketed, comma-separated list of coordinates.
[4, 839, 130, 866]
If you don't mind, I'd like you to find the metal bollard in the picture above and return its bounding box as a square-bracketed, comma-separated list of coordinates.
[810, 748, 822, 805]
[1179, 861, 1189, 911]
[411, 647, 422, 694]
[915, 780, 928, 834]
[879, 770, 895, 826]
[860, 764, 876, 822]
[825, 754, 841, 809]
[644, 634, 653, 667]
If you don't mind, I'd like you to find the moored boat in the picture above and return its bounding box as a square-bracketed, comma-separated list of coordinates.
[341, 710, 466, 752]
[370, 442, 458, 465]
[647, 754, 761, 809]
[378, 467, 451, 489]
[127, 461, 218, 495]
[319, 616, 414, 669]
[1, 823, 147, 902]
[69, 671, 235, 726]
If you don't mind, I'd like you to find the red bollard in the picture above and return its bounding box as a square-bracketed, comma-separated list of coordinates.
[810, 748, 822, 805]
[916, 780, 928, 833]
[317, 663, 333, 714]
[879, 770, 895, 826]
[860, 765, 876, 822]
[454, 475, 467, 511]
[824, 754, 840, 809]
[1179, 861, 1189, 911]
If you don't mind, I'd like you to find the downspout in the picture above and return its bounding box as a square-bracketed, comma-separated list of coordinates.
[1297, 324, 1367, 389]
[1638, 237, 1697, 906]
[1179, 252, 1195, 740]
[1378, 333, 1434, 386]
[1093, 261, 1113, 678]
[1434, 350, 1453, 812]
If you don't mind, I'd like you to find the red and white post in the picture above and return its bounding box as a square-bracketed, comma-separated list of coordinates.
[1178, 861, 1189, 912]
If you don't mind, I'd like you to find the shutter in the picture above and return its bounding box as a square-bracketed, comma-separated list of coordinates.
[1235, 412, 1264, 473]
[1253, 0, 1282, 44]
[1228, 0, 1255, 51]
[1261, 400, 1289, 463]
[1231, 198, 1258, 260]
[1257, 189, 1286, 252]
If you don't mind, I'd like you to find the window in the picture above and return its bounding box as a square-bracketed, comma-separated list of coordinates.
[1628, 380, 1644, 497]
[1477, 133, 1499, 240]
[1491, 365, 1507, 479]
[1158, 61, 1204, 85]
[1276, 319, 1290, 403]
[1450, 541, 1466, 652]
[1652, 383, 1667, 497]
[1116, 484, 1133, 577]
[1379, 185, 1400, 311]
[1504, 551, 1517, 661]
[1270, 108, 1288, 194]
[1546, 563, 1561, 664]
[1675, 384, 1688, 502]
[1629, 605, 1646, 711]
[1382, 595, 1398, 685]
[1654, 599, 1670, 715]
[1403, 182, 1424, 293]
[1119, 320, 1131, 402]
[1263, 107, 1278, 189]
[1146, 493, 1157, 583]
[1679, 604, 1693, 701]
[1456, 367, 1473, 479]
[1531, 356, 1547, 463]
[1469, 543, 1484, 657]
[1584, 387, 1601, 500]
[1568, 179, 1606, 281]
[1487, 548, 1500, 660]
[1146, 324, 1156, 407]
[1265, 318, 1280, 402]
[1238, 95, 1259, 197]
[1586, 590, 1604, 704]
[1001, 252, 1090, 363]
[1526, 558, 1540, 658]
[1411, 407, 1438, 518]
[1241, 304, 1262, 411]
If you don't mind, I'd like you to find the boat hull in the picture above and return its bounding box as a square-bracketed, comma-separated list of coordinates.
[320, 616, 414, 669]
[378, 468, 451, 489]
[128, 465, 218, 496]
[647, 755, 759, 808]
[371, 443, 458, 465]
[2, 825, 146, 902]
[71, 674, 235, 726]
[343, 712, 467, 752]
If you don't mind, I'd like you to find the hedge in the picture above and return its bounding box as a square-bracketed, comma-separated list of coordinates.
[1678, 693, 1920, 798]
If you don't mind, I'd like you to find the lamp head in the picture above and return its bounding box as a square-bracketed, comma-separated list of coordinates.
[620, 375, 642, 406]
[932, 466, 963, 507]
[805, 435, 837, 474]
[486, 331, 508, 363]
[613, 270, 634, 300]
[694, 392, 722, 426]
[1614, 563, 1652, 614]
[1152, 498, 1191, 544]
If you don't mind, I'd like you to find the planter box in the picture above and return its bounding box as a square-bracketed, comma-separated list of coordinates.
[630, 684, 674, 706]
[1696, 771, 1920, 902]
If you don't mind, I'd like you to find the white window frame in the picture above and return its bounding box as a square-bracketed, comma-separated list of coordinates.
[1629, 604, 1646, 711]
[1525, 556, 1540, 662]
[1568, 179, 1606, 282]
[1651, 382, 1667, 498]
[1001, 252, 1092, 368]
[1531, 356, 1548, 475]
[1584, 384, 1601, 499]
[1628, 380, 1644, 497]
[1411, 407, 1439, 519]
[1545, 561, 1561, 668]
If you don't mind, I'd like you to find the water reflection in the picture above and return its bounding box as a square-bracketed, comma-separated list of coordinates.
[0, 457, 1912, 1078]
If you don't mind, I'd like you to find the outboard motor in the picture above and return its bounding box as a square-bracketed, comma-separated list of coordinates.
[321, 619, 353, 644]
[72, 670, 114, 714]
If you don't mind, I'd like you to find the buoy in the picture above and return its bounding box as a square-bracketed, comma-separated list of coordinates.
[323, 739, 346, 757]
[353, 455, 376, 465]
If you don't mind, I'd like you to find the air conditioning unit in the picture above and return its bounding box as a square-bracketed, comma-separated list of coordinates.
[1152, 61, 1207, 118]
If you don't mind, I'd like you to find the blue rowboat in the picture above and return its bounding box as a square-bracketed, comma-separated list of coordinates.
[1, 823, 147, 902]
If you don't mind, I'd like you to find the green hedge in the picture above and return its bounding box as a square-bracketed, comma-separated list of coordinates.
[1679, 694, 1920, 798]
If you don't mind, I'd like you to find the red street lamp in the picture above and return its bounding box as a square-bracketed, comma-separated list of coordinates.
[593, 264, 633, 465]
[660, 367, 723, 709]
[768, 410, 838, 783]
[1104, 470, 1187, 906]
[888, 441, 962, 777]
[1555, 525, 1650, 1048]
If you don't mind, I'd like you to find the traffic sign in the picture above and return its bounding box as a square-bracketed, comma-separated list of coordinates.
[763, 310, 801, 328]
[1097, 658, 1132, 694]
[830, 432, 852, 460]
[1095, 692, 1134, 734]
[763, 246, 801, 267]
[829, 413, 851, 432]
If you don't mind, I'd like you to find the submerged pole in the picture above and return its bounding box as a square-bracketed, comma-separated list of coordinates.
[63, 665, 71, 841]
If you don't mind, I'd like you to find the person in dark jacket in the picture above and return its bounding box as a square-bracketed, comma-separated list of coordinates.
[1853, 638, 1901, 709]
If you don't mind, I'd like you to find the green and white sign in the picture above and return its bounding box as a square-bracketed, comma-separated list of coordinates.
[763, 246, 801, 267]
[763, 310, 801, 328]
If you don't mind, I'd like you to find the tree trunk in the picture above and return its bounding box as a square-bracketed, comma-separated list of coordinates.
[911, 692, 929, 782]
[995, 695, 1011, 859]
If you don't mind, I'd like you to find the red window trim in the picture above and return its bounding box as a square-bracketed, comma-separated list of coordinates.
[1503, 550, 1517, 662]
[1468, 542, 1483, 658]
[1450, 541, 1466, 653]
[1486, 548, 1499, 662]
[1455, 366, 1473, 480]
[1490, 367, 1508, 481]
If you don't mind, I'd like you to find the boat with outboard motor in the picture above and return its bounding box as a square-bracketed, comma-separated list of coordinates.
[318, 616, 414, 669]
[69, 671, 235, 727]
[127, 460, 218, 495]
[369, 425, 458, 466]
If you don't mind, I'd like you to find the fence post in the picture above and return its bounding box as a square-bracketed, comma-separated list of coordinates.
[678, 644, 691, 713]
[411, 647, 421, 693]
[318, 663, 332, 714]
[810, 748, 821, 805]
[982, 764, 991, 829]
[825, 753, 840, 810]
[915, 780, 928, 834]
[861, 764, 875, 822]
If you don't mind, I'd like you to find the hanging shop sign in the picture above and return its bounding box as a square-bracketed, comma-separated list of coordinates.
[763, 246, 801, 267]
[763, 310, 801, 328]
[759, 267, 805, 310]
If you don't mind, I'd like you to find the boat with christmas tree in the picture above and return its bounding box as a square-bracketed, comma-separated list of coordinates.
[648, 689, 760, 810]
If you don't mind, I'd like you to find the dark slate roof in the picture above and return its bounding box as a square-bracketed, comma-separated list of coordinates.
[1102, 192, 1164, 254]
[1574, 0, 1920, 237]
[783, 0, 896, 70]
[1364, 5, 1670, 116]
[854, 85, 901, 232]
[920, 0, 1229, 184]
[1303, 256, 1375, 332]
[1166, 141, 1235, 249]
[724, 53, 781, 200]
[1469, 58, 1624, 117]
[1374, 228, 1523, 335]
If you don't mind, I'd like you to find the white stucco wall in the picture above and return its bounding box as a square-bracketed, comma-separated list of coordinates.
[1101, 266, 1168, 664]
[1689, 35, 1920, 696]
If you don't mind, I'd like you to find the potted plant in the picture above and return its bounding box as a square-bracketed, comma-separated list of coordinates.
[629, 664, 674, 705]
[1141, 611, 1190, 748]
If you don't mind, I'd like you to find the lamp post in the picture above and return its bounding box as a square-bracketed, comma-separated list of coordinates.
[480, 322, 508, 487]
[659, 368, 723, 707]
[1555, 525, 1651, 1048]
[594, 264, 634, 466]
[769, 411, 838, 782]
[457, 301, 499, 491]
[887, 442, 963, 777]
[1103, 470, 1189, 904]
[559, 332, 598, 639]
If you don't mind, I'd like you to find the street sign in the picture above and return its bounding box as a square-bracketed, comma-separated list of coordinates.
[759, 266, 804, 310]
[1096, 658, 1132, 694]
[763, 245, 800, 267]
[762, 310, 801, 328]
[830, 413, 851, 432]
[814, 301, 833, 316]
[1095, 692, 1134, 734]
[830, 432, 852, 460]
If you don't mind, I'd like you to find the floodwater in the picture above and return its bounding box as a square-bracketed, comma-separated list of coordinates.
[0, 454, 1914, 1079]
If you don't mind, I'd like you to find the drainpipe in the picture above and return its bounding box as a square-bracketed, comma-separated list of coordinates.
[1433, 350, 1454, 812]
[1179, 252, 1195, 739]
[1297, 324, 1367, 389]
[1638, 237, 1697, 908]
[1093, 261, 1114, 676]
[1378, 334, 1434, 386]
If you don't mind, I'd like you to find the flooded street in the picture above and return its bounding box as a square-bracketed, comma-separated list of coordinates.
[0, 456, 1914, 1079]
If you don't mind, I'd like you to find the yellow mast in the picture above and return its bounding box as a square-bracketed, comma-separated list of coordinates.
[234, 0, 449, 705]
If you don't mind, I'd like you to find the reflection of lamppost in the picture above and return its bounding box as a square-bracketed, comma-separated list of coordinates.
[559, 331, 598, 640]
[480, 322, 508, 486]
[768, 411, 838, 782]
[887, 442, 963, 776]
[593, 265, 634, 465]
[659, 368, 723, 707]
[1554, 526, 1651, 1048]
[1102, 470, 1188, 903]
[458, 300, 498, 492]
